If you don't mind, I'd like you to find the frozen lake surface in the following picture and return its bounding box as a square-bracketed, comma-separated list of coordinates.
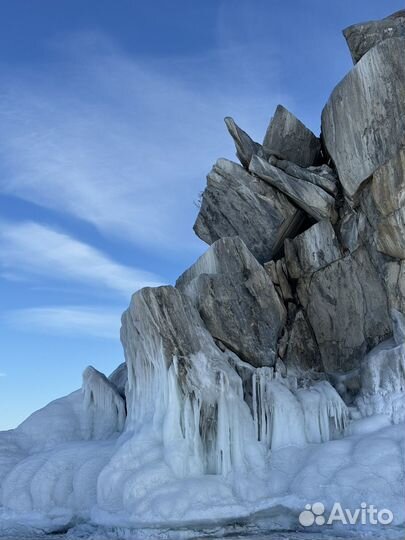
[2, 532, 404, 540]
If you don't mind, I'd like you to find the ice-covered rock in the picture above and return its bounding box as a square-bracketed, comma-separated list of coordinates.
[177, 237, 285, 367]
[82, 366, 126, 440]
[262, 105, 321, 167]
[108, 362, 127, 397]
[194, 158, 302, 262]
[252, 369, 347, 449]
[120, 285, 263, 475]
[357, 337, 405, 423]
[1, 8, 405, 536]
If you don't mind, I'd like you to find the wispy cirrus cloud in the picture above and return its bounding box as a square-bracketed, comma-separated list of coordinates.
[5, 306, 121, 340]
[0, 30, 287, 254]
[0, 221, 162, 297]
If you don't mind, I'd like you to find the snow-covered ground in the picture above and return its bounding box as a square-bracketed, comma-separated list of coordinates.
[0, 336, 404, 538]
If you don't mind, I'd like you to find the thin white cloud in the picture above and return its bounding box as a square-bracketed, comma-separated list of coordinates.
[0, 221, 162, 297]
[0, 29, 287, 253]
[0, 373, 6, 377]
[5, 306, 121, 340]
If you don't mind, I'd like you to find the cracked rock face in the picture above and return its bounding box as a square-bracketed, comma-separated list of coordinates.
[371, 147, 405, 259]
[299, 248, 391, 372]
[250, 155, 337, 222]
[284, 220, 342, 279]
[193, 158, 301, 262]
[322, 37, 405, 200]
[177, 237, 286, 368]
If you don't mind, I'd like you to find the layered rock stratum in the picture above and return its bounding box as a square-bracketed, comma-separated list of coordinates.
[1, 10, 405, 539]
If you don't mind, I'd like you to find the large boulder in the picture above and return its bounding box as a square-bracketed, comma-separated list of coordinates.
[194, 158, 301, 263]
[121, 286, 263, 474]
[250, 155, 337, 222]
[344, 10, 405, 63]
[262, 105, 321, 167]
[176, 237, 286, 367]
[298, 248, 391, 373]
[322, 37, 405, 200]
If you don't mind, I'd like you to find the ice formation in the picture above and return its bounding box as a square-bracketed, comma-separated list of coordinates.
[82, 366, 126, 440]
[357, 337, 405, 423]
[252, 369, 347, 449]
[1, 8, 405, 539]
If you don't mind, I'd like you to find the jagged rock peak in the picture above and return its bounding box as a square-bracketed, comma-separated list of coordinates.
[224, 116, 262, 169]
[262, 104, 321, 167]
[344, 9, 405, 63]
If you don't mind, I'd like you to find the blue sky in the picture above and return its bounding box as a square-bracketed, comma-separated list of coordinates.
[0, 0, 403, 430]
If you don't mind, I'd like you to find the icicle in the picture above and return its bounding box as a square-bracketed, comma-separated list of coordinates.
[252, 368, 347, 448]
[296, 381, 348, 443]
[163, 358, 205, 477]
[216, 372, 232, 476]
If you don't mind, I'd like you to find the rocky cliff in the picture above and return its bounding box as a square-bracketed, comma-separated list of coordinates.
[1, 10, 405, 537]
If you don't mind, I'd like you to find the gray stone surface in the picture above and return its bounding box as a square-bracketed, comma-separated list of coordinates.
[250, 155, 337, 222]
[224, 116, 262, 169]
[285, 310, 322, 373]
[391, 308, 405, 346]
[194, 158, 300, 263]
[176, 237, 286, 368]
[269, 156, 338, 196]
[299, 248, 391, 372]
[372, 146, 405, 216]
[263, 105, 321, 167]
[322, 37, 405, 200]
[367, 147, 405, 259]
[284, 220, 342, 279]
[344, 10, 405, 63]
[121, 286, 212, 368]
[376, 207, 405, 259]
[384, 261, 405, 313]
[339, 209, 366, 254]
